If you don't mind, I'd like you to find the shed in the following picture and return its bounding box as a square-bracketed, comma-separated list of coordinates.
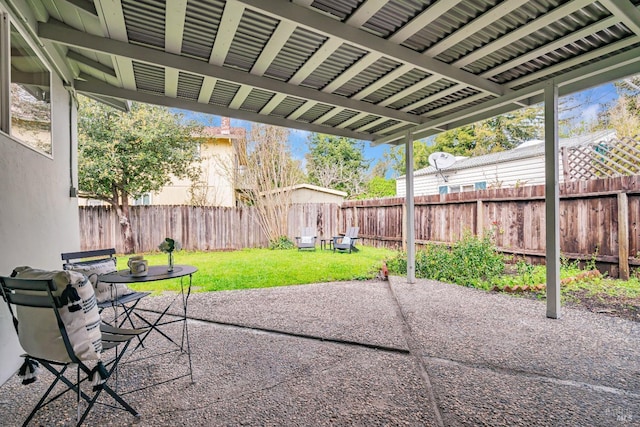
[267, 184, 347, 204]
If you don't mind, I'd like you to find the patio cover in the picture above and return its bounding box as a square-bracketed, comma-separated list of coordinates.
[10, 0, 640, 317]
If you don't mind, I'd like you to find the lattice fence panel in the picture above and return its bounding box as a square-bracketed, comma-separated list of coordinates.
[563, 136, 640, 181]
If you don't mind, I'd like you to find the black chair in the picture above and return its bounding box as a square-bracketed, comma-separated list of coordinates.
[0, 274, 147, 426]
[61, 249, 151, 331]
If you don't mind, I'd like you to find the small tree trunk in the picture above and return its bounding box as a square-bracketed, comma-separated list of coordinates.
[113, 187, 135, 254]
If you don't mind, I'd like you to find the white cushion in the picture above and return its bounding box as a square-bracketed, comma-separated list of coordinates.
[300, 236, 314, 244]
[12, 267, 103, 363]
[64, 259, 134, 303]
[341, 236, 351, 245]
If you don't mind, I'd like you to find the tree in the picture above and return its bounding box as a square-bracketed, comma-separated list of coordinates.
[306, 133, 370, 197]
[77, 97, 202, 253]
[357, 176, 396, 199]
[234, 123, 304, 244]
[602, 78, 640, 137]
[387, 106, 542, 175]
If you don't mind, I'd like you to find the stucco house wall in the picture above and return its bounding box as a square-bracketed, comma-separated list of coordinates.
[152, 137, 237, 206]
[0, 74, 80, 384]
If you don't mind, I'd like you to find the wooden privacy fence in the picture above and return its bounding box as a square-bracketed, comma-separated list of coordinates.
[79, 204, 342, 254]
[80, 176, 639, 278]
[341, 176, 640, 279]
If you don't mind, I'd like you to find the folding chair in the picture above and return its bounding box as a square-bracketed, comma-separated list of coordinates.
[62, 249, 151, 332]
[1, 271, 147, 426]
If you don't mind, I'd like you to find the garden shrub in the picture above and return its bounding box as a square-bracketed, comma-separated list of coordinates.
[269, 236, 295, 250]
[386, 232, 505, 289]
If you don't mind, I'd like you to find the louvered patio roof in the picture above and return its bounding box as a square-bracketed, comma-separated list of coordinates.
[15, 0, 640, 144]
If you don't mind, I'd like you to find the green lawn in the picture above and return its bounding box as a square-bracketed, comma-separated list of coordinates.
[117, 246, 396, 293]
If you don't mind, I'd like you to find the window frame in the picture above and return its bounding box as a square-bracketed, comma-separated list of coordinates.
[0, 10, 53, 158]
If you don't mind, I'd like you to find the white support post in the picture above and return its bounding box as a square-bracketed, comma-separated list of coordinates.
[544, 81, 561, 319]
[405, 131, 415, 284]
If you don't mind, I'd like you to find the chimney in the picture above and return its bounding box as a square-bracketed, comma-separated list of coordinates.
[221, 117, 230, 135]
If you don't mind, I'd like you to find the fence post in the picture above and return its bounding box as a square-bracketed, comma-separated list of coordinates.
[476, 200, 484, 238]
[618, 192, 630, 280]
[402, 202, 407, 251]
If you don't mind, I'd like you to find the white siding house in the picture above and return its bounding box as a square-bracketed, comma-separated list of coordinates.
[397, 130, 617, 197]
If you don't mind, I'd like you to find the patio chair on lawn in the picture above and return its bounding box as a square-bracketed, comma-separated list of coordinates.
[62, 249, 151, 331]
[0, 268, 148, 426]
[295, 227, 317, 251]
[333, 226, 359, 253]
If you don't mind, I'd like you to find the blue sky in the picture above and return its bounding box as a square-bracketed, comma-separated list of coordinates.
[178, 78, 624, 171]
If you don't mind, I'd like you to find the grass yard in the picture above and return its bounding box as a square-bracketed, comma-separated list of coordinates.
[117, 246, 396, 293]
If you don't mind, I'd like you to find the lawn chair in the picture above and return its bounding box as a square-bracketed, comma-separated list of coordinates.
[333, 226, 359, 253]
[62, 249, 151, 331]
[0, 269, 147, 426]
[295, 227, 317, 251]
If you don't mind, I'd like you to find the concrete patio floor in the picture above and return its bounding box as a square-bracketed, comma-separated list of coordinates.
[1, 276, 639, 426]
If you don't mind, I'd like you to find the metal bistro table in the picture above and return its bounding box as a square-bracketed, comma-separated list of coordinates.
[100, 264, 197, 384]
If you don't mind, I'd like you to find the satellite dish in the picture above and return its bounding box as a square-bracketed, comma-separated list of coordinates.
[428, 152, 456, 170]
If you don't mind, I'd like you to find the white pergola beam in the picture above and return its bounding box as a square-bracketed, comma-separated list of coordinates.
[165, 0, 187, 54]
[322, 52, 381, 93]
[209, 2, 244, 66]
[67, 50, 116, 77]
[250, 22, 295, 75]
[236, 0, 506, 96]
[374, 44, 640, 144]
[287, 101, 317, 120]
[352, 64, 413, 101]
[379, 75, 442, 108]
[260, 93, 288, 115]
[346, 0, 387, 27]
[165, 68, 179, 98]
[506, 37, 639, 89]
[164, 0, 186, 98]
[75, 75, 372, 140]
[288, 38, 343, 85]
[228, 85, 252, 109]
[600, 0, 640, 36]
[453, 0, 594, 68]
[94, 0, 136, 90]
[482, 15, 617, 78]
[425, 0, 522, 57]
[39, 21, 420, 124]
[198, 77, 217, 103]
[388, 0, 463, 43]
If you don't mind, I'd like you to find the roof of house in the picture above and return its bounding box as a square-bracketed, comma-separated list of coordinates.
[400, 129, 617, 179]
[261, 184, 347, 197]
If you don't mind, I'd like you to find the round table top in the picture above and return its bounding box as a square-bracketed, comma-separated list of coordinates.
[99, 264, 198, 283]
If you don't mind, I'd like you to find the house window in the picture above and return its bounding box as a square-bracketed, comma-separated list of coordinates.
[448, 185, 460, 193]
[1, 15, 52, 155]
[438, 185, 448, 195]
[461, 184, 475, 192]
[134, 193, 151, 205]
[474, 181, 487, 190]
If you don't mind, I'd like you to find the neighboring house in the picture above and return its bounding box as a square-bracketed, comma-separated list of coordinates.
[80, 118, 247, 207]
[397, 130, 618, 197]
[150, 118, 247, 207]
